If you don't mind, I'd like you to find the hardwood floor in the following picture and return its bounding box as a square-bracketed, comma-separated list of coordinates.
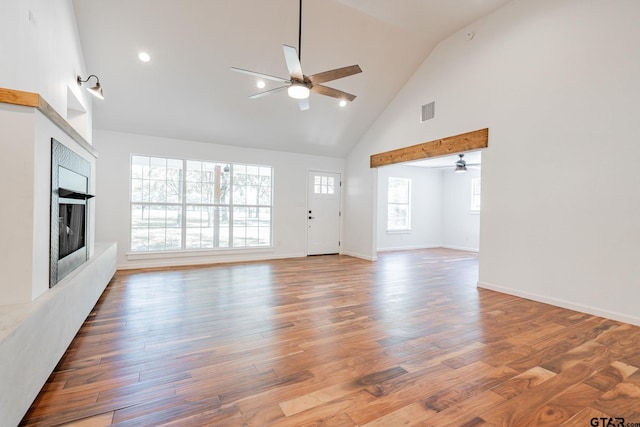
[19, 249, 640, 426]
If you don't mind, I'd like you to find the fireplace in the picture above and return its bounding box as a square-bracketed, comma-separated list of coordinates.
[50, 139, 94, 286]
[59, 203, 85, 258]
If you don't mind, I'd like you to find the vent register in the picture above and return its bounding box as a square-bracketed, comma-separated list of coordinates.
[421, 101, 435, 123]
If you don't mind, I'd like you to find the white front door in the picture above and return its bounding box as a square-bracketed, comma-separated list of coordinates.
[307, 171, 341, 255]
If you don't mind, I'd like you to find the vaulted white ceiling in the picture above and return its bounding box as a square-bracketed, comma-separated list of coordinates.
[73, 0, 511, 157]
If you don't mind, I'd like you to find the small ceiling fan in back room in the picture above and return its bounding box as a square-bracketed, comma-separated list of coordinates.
[230, 0, 362, 111]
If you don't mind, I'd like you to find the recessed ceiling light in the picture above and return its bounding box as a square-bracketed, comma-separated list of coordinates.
[339, 100, 347, 107]
[256, 80, 266, 89]
[138, 52, 151, 62]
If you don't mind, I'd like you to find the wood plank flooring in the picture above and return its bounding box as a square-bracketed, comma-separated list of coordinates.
[19, 249, 640, 426]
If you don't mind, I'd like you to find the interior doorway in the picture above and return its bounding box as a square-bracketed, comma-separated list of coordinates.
[307, 171, 341, 255]
[375, 152, 482, 253]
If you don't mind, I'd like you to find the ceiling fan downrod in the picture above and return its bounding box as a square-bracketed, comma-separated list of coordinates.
[298, 0, 302, 62]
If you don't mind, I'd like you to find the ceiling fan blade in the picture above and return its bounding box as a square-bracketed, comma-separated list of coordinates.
[430, 164, 481, 169]
[311, 85, 357, 102]
[283, 45, 303, 80]
[230, 67, 290, 83]
[298, 98, 309, 111]
[249, 86, 288, 99]
[307, 65, 362, 85]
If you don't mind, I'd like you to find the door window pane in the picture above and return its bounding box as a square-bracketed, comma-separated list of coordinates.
[314, 174, 337, 195]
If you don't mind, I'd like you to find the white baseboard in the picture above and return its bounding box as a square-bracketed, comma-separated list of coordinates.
[441, 245, 479, 253]
[477, 280, 640, 327]
[340, 250, 377, 261]
[376, 245, 479, 253]
[118, 252, 307, 270]
[377, 244, 441, 252]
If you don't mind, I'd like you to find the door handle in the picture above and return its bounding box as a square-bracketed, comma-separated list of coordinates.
[308, 216, 315, 219]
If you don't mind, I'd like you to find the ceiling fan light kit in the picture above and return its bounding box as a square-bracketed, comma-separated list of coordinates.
[231, 0, 361, 110]
[288, 83, 310, 99]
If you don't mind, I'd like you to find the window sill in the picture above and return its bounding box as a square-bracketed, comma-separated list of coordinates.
[127, 246, 274, 261]
[386, 229, 412, 235]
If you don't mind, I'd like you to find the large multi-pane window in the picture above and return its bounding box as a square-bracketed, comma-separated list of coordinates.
[130, 156, 272, 252]
[387, 177, 411, 231]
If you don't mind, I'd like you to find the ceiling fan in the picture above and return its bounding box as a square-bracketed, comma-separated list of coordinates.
[455, 154, 468, 173]
[230, 0, 362, 111]
[452, 153, 483, 173]
[417, 153, 481, 172]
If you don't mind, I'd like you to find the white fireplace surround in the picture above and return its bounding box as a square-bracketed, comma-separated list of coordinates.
[0, 90, 117, 427]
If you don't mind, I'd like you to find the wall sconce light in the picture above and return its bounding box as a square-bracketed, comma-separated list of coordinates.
[76, 74, 104, 100]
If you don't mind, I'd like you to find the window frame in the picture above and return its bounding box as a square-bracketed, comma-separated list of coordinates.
[471, 177, 481, 214]
[129, 155, 273, 253]
[386, 176, 412, 232]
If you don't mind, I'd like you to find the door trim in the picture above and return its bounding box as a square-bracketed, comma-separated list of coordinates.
[306, 170, 343, 256]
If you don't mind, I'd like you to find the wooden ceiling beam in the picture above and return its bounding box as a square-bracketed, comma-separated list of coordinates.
[370, 128, 488, 168]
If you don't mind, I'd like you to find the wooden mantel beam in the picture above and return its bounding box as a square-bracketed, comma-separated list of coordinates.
[0, 87, 40, 107]
[370, 128, 488, 168]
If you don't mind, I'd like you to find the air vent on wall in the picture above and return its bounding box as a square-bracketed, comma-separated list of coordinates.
[421, 101, 435, 123]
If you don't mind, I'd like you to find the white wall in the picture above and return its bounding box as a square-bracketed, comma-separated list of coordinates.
[343, 140, 378, 260]
[0, 0, 96, 300]
[0, 0, 93, 141]
[441, 167, 481, 252]
[343, 0, 640, 325]
[0, 3, 111, 423]
[93, 130, 345, 269]
[376, 165, 442, 251]
[0, 0, 94, 303]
